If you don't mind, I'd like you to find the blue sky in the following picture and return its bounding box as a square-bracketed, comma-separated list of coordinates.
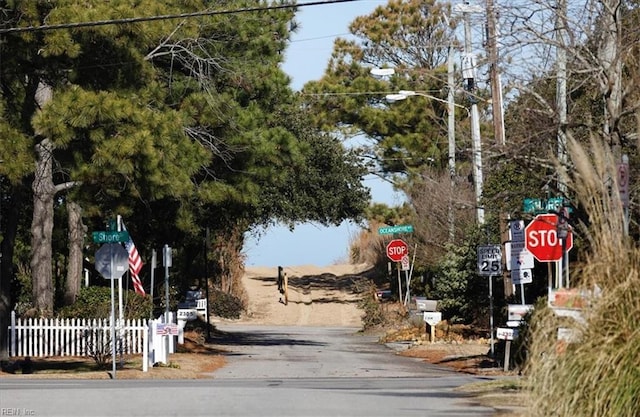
[243, 0, 403, 267]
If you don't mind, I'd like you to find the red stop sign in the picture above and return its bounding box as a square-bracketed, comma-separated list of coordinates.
[525, 214, 573, 262]
[386, 239, 409, 262]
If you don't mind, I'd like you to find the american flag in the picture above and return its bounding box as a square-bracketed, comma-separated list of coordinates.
[120, 220, 145, 296]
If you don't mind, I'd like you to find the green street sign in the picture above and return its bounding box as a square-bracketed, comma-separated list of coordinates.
[378, 224, 414, 235]
[92, 230, 129, 244]
[523, 197, 573, 215]
[523, 198, 544, 214]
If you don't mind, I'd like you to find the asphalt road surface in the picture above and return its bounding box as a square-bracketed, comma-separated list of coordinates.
[0, 324, 498, 417]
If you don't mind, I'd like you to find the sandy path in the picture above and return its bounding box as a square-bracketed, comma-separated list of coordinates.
[238, 264, 372, 327]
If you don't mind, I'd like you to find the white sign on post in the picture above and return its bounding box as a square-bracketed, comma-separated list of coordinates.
[505, 241, 535, 271]
[510, 220, 525, 242]
[506, 220, 534, 271]
[496, 327, 518, 341]
[400, 255, 410, 271]
[511, 268, 533, 285]
[477, 245, 502, 276]
[423, 312, 442, 344]
[423, 312, 442, 326]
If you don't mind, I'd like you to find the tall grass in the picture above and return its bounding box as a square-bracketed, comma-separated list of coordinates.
[349, 220, 387, 266]
[525, 137, 640, 416]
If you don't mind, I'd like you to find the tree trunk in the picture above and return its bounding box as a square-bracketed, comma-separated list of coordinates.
[64, 201, 85, 306]
[598, 0, 623, 157]
[30, 81, 56, 314]
[31, 137, 56, 315]
[29, 82, 81, 315]
[212, 225, 246, 303]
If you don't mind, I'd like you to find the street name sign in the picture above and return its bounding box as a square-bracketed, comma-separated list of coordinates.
[92, 230, 130, 244]
[378, 224, 414, 235]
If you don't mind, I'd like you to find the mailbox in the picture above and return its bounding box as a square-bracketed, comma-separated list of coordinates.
[415, 297, 438, 312]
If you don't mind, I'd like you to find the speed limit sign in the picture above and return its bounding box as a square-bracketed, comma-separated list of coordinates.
[477, 245, 502, 276]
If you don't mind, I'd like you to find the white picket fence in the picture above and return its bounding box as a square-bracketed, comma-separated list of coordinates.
[6, 311, 147, 358]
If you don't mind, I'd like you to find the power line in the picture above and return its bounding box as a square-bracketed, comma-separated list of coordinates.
[0, 0, 361, 34]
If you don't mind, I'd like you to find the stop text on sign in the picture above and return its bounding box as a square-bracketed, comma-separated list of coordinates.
[388, 246, 407, 256]
[386, 239, 409, 262]
[527, 229, 560, 247]
[525, 213, 573, 262]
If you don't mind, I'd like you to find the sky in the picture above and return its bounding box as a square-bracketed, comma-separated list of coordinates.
[243, 0, 403, 267]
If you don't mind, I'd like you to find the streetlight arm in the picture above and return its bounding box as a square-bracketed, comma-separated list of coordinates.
[391, 90, 469, 115]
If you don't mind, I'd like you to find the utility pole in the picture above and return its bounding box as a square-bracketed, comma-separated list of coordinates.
[457, 2, 485, 225]
[556, 0, 568, 195]
[447, 43, 456, 241]
[486, 0, 505, 147]
[555, 0, 569, 291]
[441, 10, 457, 240]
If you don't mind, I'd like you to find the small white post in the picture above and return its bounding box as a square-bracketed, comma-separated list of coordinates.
[504, 340, 511, 372]
[178, 319, 186, 345]
[168, 312, 175, 354]
[10, 310, 16, 357]
[143, 321, 149, 372]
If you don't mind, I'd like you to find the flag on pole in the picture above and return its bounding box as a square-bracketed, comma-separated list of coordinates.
[120, 220, 145, 296]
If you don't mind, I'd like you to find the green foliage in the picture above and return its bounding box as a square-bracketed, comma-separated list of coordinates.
[358, 285, 386, 329]
[59, 286, 152, 319]
[0, 0, 370, 321]
[365, 203, 414, 227]
[209, 289, 243, 319]
[301, 0, 475, 180]
[431, 243, 474, 323]
[430, 227, 502, 326]
[482, 157, 547, 219]
[157, 285, 181, 314]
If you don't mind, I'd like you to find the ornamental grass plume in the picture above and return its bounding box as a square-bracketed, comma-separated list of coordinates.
[525, 136, 640, 416]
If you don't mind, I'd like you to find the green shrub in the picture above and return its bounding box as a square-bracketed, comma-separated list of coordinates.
[59, 286, 152, 319]
[209, 288, 243, 319]
[359, 290, 385, 329]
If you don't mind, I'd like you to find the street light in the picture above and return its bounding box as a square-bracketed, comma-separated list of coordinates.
[369, 70, 459, 187]
[385, 90, 469, 114]
[372, 63, 483, 226]
[370, 68, 396, 77]
[383, 89, 462, 240]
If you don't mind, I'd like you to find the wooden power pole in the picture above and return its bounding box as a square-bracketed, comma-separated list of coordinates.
[486, 0, 505, 147]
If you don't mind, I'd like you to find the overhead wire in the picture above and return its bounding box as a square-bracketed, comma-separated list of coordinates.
[0, 0, 361, 34]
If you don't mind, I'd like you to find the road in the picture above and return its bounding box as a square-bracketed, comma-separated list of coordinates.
[0, 324, 498, 417]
